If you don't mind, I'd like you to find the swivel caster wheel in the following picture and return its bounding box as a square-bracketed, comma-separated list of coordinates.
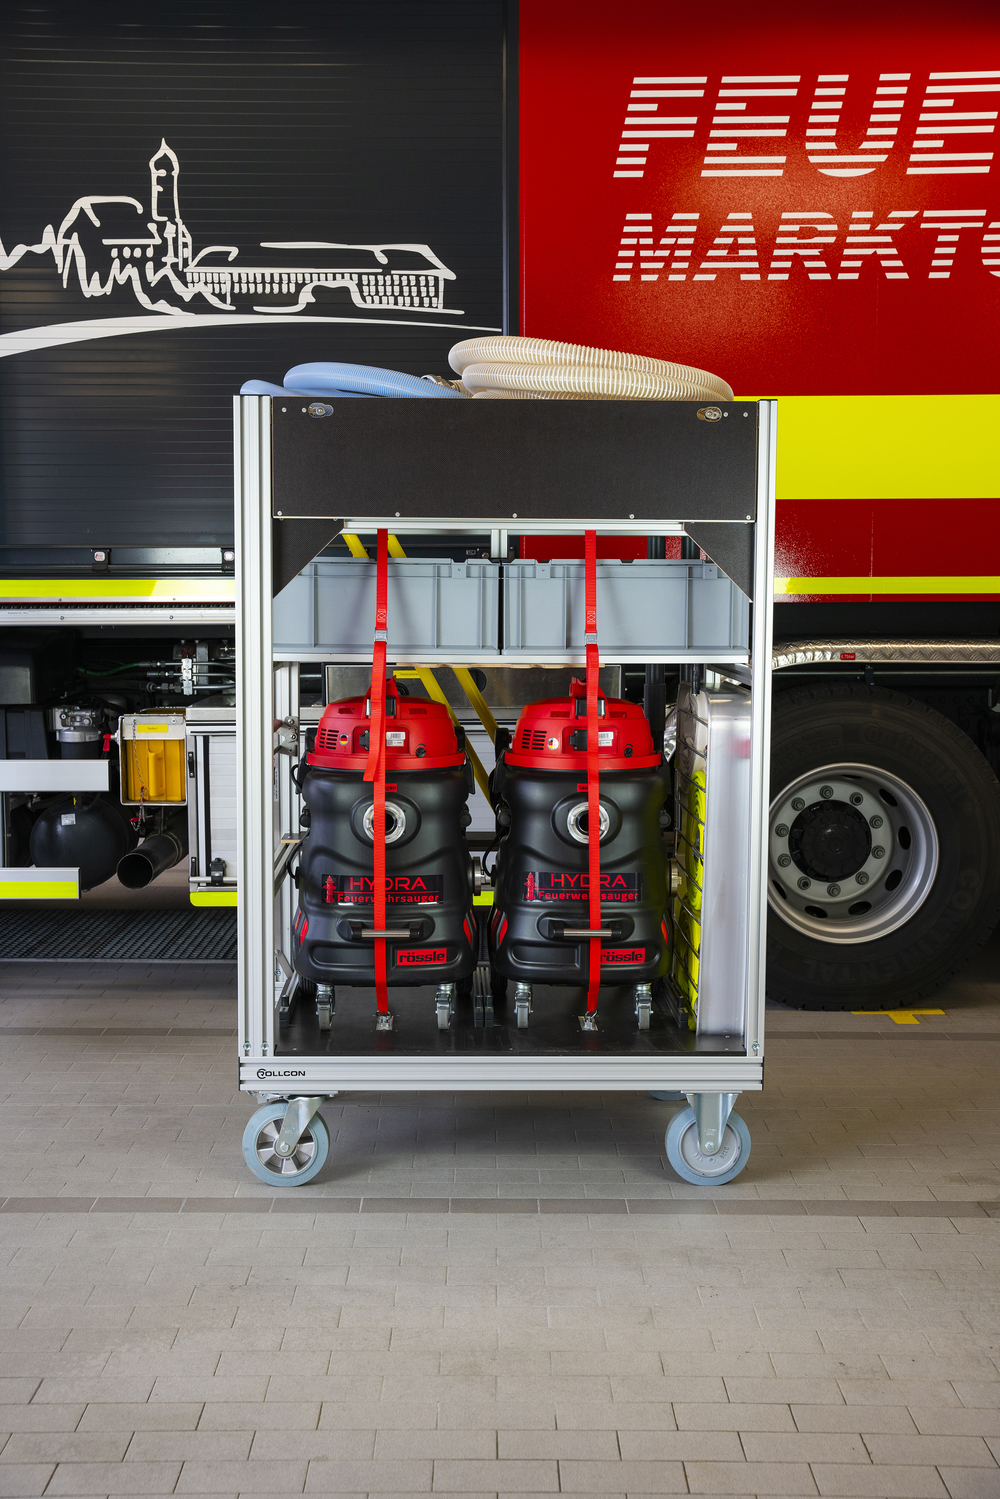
[634, 983, 652, 1031]
[435, 983, 455, 1030]
[242, 1103, 330, 1186]
[316, 985, 334, 1032]
[514, 982, 532, 1029]
[664, 1105, 751, 1186]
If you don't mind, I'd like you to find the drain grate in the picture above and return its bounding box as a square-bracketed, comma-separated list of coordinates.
[0, 908, 237, 961]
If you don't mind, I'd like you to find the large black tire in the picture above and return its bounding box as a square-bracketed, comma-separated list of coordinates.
[767, 685, 1000, 1009]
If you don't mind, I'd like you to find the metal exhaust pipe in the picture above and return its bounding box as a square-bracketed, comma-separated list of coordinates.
[117, 823, 188, 890]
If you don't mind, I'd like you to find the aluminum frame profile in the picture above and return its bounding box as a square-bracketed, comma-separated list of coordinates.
[236, 394, 776, 1093]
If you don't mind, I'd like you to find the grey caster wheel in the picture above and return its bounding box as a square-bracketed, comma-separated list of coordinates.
[242, 1102, 330, 1186]
[664, 1105, 751, 1186]
[316, 984, 334, 1032]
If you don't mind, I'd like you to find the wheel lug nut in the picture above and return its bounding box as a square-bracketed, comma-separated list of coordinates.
[797, 877, 811, 890]
[791, 797, 805, 811]
[820, 785, 834, 799]
[872, 846, 885, 859]
[856, 871, 870, 885]
[869, 815, 883, 828]
[850, 792, 863, 805]
[827, 884, 841, 896]
[775, 824, 788, 838]
[777, 854, 791, 867]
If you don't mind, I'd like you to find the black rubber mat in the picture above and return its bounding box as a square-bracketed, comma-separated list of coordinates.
[0, 908, 237, 961]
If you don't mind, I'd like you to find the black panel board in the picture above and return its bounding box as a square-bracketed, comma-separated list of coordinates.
[272, 401, 759, 523]
[684, 521, 755, 600]
[0, 1, 503, 551]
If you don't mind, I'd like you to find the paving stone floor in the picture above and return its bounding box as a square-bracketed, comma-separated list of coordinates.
[1, 935, 1000, 1498]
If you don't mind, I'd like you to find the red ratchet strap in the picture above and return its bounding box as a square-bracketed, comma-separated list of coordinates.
[584, 529, 601, 1019]
[363, 529, 390, 1018]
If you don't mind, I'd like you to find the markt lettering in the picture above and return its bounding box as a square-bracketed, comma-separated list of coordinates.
[613, 209, 1000, 282]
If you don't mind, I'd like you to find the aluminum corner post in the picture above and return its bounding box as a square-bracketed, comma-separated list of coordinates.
[236, 395, 274, 1065]
[746, 399, 777, 1064]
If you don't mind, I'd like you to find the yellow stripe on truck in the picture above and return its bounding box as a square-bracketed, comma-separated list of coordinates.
[0, 881, 79, 899]
[776, 576, 1000, 596]
[190, 891, 238, 907]
[773, 394, 1000, 500]
[0, 579, 236, 602]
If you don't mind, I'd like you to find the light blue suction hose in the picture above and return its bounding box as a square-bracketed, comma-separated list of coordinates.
[239, 380, 366, 398]
[284, 362, 464, 398]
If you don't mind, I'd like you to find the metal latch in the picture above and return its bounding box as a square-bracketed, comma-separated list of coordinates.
[274, 719, 298, 754]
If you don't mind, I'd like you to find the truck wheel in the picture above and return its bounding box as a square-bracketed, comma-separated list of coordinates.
[767, 684, 1000, 1009]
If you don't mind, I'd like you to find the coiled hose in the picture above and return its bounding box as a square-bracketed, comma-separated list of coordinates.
[449, 336, 733, 402]
[241, 361, 465, 400]
[241, 341, 731, 403]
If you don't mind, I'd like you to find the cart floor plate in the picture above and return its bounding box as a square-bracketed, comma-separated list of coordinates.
[276, 982, 745, 1058]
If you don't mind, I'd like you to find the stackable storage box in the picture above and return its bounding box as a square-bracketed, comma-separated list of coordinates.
[503, 558, 749, 662]
[273, 557, 501, 661]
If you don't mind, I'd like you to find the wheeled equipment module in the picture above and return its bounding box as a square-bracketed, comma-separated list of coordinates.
[235, 396, 776, 1188]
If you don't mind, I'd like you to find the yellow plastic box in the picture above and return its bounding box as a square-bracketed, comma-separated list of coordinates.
[119, 713, 187, 805]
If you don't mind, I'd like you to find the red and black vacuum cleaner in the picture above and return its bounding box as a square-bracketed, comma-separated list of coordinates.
[489, 533, 671, 1031]
[293, 531, 478, 1032]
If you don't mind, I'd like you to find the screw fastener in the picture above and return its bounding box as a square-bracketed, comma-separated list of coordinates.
[791, 797, 805, 811]
[775, 824, 788, 837]
[778, 854, 791, 867]
[827, 884, 841, 896]
[872, 846, 886, 859]
[870, 815, 883, 828]
[797, 877, 811, 890]
[820, 785, 834, 799]
[856, 871, 870, 885]
[850, 792, 863, 805]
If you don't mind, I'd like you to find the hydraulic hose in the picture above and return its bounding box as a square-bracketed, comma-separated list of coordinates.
[449, 335, 733, 402]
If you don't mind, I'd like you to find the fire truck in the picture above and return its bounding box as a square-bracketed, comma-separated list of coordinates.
[0, 2, 996, 1011]
[512, 1, 1000, 1011]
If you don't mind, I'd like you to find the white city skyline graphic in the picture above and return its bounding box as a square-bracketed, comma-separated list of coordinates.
[0, 141, 497, 358]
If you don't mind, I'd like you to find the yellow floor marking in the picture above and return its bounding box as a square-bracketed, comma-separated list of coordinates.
[851, 1008, 945, 1025]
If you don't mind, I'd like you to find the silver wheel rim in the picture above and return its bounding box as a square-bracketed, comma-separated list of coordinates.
[253, 1118, 318, 1177]
[768, 762, 939, 945]
[678, 1118, 742, 1177]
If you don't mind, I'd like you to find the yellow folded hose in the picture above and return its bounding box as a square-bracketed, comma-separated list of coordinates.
[448, 335, 732, 403]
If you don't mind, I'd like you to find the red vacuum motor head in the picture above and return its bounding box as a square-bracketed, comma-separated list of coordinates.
[505, 678, 661, 771]
[308, 680, 465, 772]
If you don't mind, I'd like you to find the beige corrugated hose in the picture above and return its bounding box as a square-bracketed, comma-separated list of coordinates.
[448, 335, 732, 402]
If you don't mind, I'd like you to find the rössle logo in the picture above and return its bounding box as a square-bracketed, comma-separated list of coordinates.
[396, 947, 448, 966]
[601, 948, 645, 964]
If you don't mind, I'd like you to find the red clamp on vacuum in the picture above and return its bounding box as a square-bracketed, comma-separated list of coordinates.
[581, 528, 602, 1032]
[363, 528, 394, 1032]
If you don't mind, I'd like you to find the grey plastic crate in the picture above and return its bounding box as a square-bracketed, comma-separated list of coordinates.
[503, 558, 749, 661]
[273, 557, 500, 660]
